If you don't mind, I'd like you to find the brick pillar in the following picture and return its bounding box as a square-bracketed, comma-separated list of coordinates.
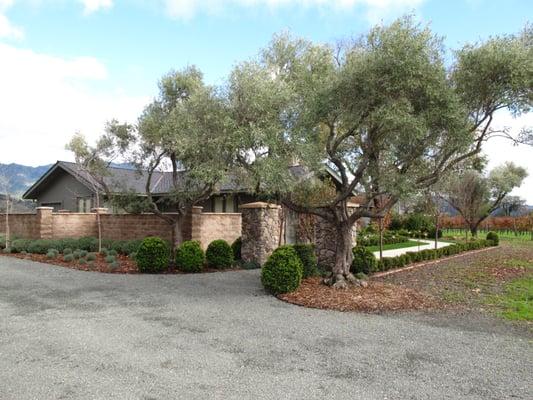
[240, 202, 281, 266]
[190, 206, 204, 247]
[36, 207, 53, 239]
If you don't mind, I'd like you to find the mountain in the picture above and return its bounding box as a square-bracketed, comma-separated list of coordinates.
[0, 163, 52, 196]
[0, 162, 134, 198]
[0, 193, 35, 212]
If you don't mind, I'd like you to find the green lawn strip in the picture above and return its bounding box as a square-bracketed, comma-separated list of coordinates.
[485, 275, 533, 321]
[365, 240, 427, 252]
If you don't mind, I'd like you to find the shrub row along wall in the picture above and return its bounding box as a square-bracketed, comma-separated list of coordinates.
[0, 206, 242, 247]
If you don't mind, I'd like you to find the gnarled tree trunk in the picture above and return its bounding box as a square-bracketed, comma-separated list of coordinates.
[323, 220, 361, 289]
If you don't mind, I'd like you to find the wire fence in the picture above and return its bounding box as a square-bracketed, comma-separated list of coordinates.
[443, 228, 533, 241]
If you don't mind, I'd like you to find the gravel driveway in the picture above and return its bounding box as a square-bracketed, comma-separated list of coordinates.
[0, 256, 531, 400]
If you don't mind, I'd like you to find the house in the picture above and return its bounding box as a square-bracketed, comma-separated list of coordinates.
[22, 161, 258, 213]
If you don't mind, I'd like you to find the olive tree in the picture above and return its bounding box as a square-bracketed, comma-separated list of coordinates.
[442, 162, 527, 236]
[228, 18, 532, 288]
[105, 67, 236, 245]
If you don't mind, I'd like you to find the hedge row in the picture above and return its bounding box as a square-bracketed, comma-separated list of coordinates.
[1, 237, 143, 255]
[352, 237, 498, 274]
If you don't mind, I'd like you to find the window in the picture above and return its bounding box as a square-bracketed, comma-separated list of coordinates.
[213, 196, 224, 213]
[77, 198, 92, 213]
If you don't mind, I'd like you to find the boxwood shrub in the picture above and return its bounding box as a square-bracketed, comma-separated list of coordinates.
[261, 245, 303, 295]
[175, 240, 205, 273]
[292, 244, 319, 278]
[486, 231, 499, 246]
[351, 246, 378, 275]
[231, 237, 242, 261]
[206, 239, 234, 269]
[136, 236, 170, 273]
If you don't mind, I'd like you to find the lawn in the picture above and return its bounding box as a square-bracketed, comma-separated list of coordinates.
[375, 241, 533, 323]
[443, 228, 533, 242]
[365, 240, 426, 252]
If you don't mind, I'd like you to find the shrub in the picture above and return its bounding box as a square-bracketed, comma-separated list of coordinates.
[63, 254, 74, 262]
[292, 244, 319, 278]
[135, 237, 170, 273]
[63, 247, 73, 255]
[78, 258, 87, 265]
[104, 255, 116, 264]
[175, 240, 204, 273]
[108, 249, 118, 257]
[486, 231, 499, 246]
[28, 239, 55, 254]
[46, 251, 56, 259]
[10, 239, 32, 253]
[100, 247, 109, 256]
[109, 261, 120, 271]
[231, 237, 242, 260]
[76, 237, 99, 252]
[80, 250, 88, 258]
[355, 272, 368, 280]
[261, 245, 303, 295]
[2, 248, 11, 254]
[73, 250, 82, 259]
[86, 252, 96, 261]
[206, 239, 234, 269]
[351, 246, 377, 275]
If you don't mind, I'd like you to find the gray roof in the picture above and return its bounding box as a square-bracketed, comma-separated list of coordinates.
[23, 161, 346, 200]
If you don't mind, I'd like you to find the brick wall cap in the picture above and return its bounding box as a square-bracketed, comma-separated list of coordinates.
[36, 207, 54, 210]
[239, 202, 281, 209]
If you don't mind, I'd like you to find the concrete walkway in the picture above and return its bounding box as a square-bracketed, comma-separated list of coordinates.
[0, 256, 531, 400]
[372, 239, 452, 258]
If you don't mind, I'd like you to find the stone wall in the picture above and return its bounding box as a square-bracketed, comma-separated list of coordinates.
[240, 202, 281, 266]
[191, 207, 242, 249]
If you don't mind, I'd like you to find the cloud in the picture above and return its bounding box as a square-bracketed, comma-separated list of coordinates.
[483, 111, 533, 204]
[0, 42, 148, 166]
[0, 12, 22, 38]
[162, 0, 425, 21]
[0, 0, 22, 39]
[79, 0, 113, 14]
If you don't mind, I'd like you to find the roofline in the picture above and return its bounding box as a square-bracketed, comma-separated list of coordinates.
[22, 161, 95, 200]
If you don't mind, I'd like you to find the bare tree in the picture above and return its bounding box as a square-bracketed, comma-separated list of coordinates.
[0, 174, 11, 250]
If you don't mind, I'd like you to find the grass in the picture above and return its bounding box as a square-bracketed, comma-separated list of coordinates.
[486, 275, 533, 321]
[365, 240, 426, 252]
[443, 228, 533, 242]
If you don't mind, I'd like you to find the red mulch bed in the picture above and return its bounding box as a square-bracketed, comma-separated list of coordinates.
[279, 276, 443, 313]
[1, 252, 138, 273]
[0, 252, 243, 275]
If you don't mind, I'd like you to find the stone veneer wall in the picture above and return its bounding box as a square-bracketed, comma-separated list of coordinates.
[240, 202, 281, 266]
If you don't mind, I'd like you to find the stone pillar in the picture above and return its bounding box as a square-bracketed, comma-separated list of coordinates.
[240, 202, 281, 266]
[36, 207, 53, 239]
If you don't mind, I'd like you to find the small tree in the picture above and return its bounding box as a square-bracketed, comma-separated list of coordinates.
[0, 175, 11, 250]
[104, 67, 237, 247]
[442, 163, 527, 236]
[66, 127, 126, 252]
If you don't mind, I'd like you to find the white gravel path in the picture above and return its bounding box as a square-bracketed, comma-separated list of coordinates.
[373, 239, 452, 258]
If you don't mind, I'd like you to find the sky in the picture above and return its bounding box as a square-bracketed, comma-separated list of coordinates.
[0, 0, 531, 202]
